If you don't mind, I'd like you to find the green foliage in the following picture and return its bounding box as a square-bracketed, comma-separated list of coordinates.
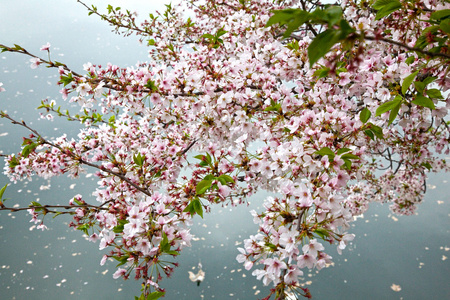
[159, 232, 180, 256]
[372, 0, 402, 20]
[264, 100, 282, 112]
[60, 73, 74, 86]
[314, 227, 330, 240]
[266, 9, 310, 38]
[359, 107, 371, 123]
[308, 19, 354, 66]
[364, 122, 384, 140]
[8, 155, 19, 169]
[314, 147, 335, 160]
[218, 174, 234, 185]
[77, 223, 91, 235]
[144, 79, 158, 91]
[135, 291, 166, 300]
[194, 153, 213, 168]
[402, 71, 419, 95]
[21, 142, 38, 158]
[196, 178, 213, 195]
[412, 95, 435, 109]
[133, 153, 146, 167]
[201, 28, 228, 48]
[113, 219, 129, 233]
[113, 254, 129, 267]
[0, 184, 8, 202]
[375, 95, 403, 125]
[183, 198, 203, 218]
[267, 6, 355, 66]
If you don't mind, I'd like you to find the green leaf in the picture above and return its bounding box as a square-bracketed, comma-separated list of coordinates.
[183, 198, 203, 218]
[336, 148, 351, 155]
[0, 184, 8, 200]
[195, 153, 213, 167]
[22, 143, 38, 158]
[422, 162, 432, 171]
[13, 44, 24, 51]
[265, 242, 278, 251]
[431, 9, 450, 20]
[314, 147, 335, 160]
[264, 103, 282, 112]
[314, 227, 330, 239]
[215, 29, 228, 37]
[73, 197, 83, 206]
[144, 79, 158, 91]
[412, 95, 435, 109]
[388, 100, 401, 125]
[415, 26, 440, 49]
[133, 153, 145, 166]
[372, 0, 402, 20]
[192, 199, 203, 218]
[402, 71, 419, 95]
[201, 33, 215, 40]
[146, 291, 165, 300]
[60, 73, 74, 86]
[440, 19, 450, 34]
[313, 67, 330, 78]
[323, 5, 343, 26]
[405, 56, 415, 65]
[307, 19, 354, 67]
[341, 153, 360, 160]
[375, 95, 402, 116]
[196, 179, 212, 195]
[422, 76, 437, 86]
[343, 159, 352, 170]
[77, 224, 90, 235]
[203, 174, 215, 181]
[308, 29, 341, 67]
[113, 219, 129, 233]
[359, 107, 371, 123]
[367, 123, 384, 139]
[414, 81, 425, 94]
[218, 174, 234, 184]
[160, 232, 171, 252]
[364, 129, 375, 140]
[266, 8, 309, 30]
[113, 254, 129, 267]
[426, 88, 443, 99]
[8, 155, 19, 169]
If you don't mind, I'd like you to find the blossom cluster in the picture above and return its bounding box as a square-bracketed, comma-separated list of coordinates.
[1, 0, 449, 298]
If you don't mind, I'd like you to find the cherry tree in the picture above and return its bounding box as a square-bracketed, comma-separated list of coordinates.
[1, 0, 449, 299]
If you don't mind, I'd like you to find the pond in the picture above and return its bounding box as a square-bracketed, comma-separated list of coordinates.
[0, 1, 449, 299]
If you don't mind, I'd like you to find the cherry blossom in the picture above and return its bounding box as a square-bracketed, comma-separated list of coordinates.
[1, 0, 449, 298]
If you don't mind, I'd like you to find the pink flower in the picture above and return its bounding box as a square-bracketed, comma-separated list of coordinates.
[217, 182, 230, 198]
[284, 265, 303, 284]
[37, 224, 48, 231]
[0, 82, 5, 92]
[302, 239, 324, 258]
[76, 82, 92, 96]
[298, 253, 316, 269]
[30, 57, 41, 69]
[264, 257, 287, 278]
[40, 42, 51, 51]
[113, 268, 127, 279]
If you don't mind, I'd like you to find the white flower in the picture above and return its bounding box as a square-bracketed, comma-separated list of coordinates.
[76, 83, 92, 96]
[30, 57, 41, 69]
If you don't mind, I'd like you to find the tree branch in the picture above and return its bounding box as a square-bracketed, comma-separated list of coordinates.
[364, 35, 450, 60]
